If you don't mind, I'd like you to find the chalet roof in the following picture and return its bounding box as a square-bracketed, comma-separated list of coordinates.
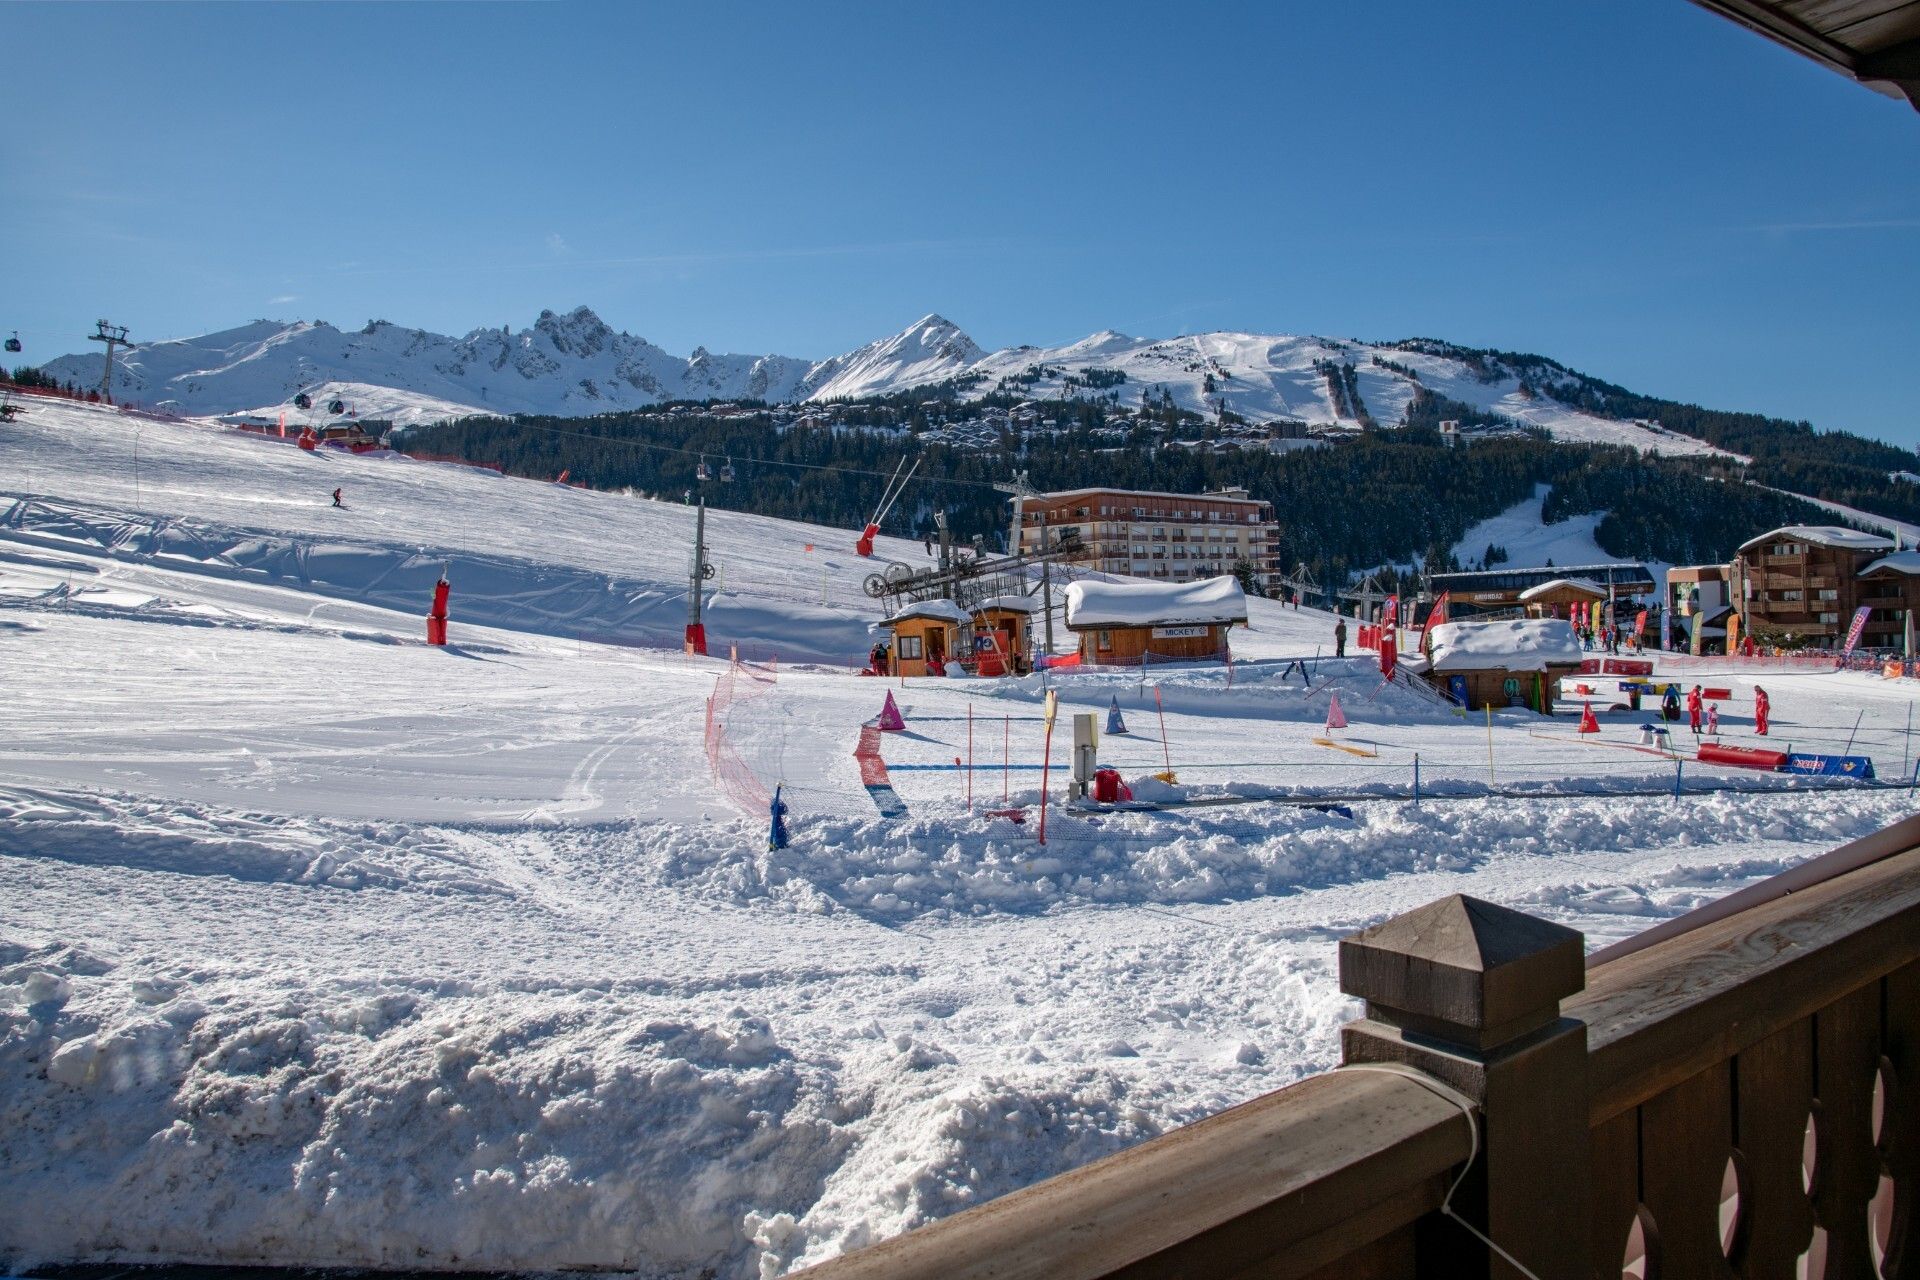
[1737, 525, 1894, 553]
[1022, 487, 1267, 509]
[1690, 0, 1920, 110]
[972, 594, 1039, 614]
[1517, 578, 1608, 602]
[1417, 619, 1584, 673]
[885, 599, 971, 627]
[1063, 575, 1249, 630]
[1861, 550, 1920, 576]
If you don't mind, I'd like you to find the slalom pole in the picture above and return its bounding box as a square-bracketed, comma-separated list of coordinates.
[967, 703, 974, 812]
[1843, 709, 1865, 757]
[1485, 705, 1496, 788]
[1906, 702, 1913, 781]
[1038, 692, 1058, 845]
[1004, 713, 1010, 802]
[1154, 685, 1175, 782]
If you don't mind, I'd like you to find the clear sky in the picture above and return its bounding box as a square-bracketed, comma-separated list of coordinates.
[4, 1, 1917, 442]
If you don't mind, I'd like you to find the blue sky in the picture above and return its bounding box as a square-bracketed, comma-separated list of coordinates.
[4, 1, 1917, 442]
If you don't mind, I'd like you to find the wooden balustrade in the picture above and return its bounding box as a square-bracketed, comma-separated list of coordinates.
[797, 816, 1920, 1280]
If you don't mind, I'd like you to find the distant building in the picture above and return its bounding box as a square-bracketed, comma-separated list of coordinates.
[1014, 486, 1280, 592]
[1428, 564, 1657, 618]
[1062, 575, 1248, 666]
[1728, 525, 1920, 649]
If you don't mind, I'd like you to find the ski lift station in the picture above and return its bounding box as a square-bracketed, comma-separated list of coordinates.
[1062, 574, 1248, 666]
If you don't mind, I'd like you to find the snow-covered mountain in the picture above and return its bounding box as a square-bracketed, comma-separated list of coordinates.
[35, 308, 1735, 457]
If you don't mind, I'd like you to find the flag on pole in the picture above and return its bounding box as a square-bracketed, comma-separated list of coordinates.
[1325, 692, 1348, 731]
[1842, 605, 1873, 657]
[278, 410, 286, 439]
[1042, 688, 1059, 728]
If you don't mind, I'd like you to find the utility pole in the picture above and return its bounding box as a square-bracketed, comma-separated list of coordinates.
[934, 510, 953, 599]
[992, 470, 1038, 559]
[88, 320, 131, 404]
[685, 498, 714, 656]
[1040, 511, 1056, 656]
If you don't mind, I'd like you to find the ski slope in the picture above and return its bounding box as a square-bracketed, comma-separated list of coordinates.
[3, 396, 1915, 1278]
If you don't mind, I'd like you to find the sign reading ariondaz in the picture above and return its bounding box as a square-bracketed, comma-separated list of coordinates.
[1151, 625, 1208, 639]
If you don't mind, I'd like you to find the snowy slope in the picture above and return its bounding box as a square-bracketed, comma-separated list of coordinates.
[36, 310, 1738, 457]
[5, 393, 1919, 1278]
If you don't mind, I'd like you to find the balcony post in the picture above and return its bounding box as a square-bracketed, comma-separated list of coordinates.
[1339, 894, 1591, 1279]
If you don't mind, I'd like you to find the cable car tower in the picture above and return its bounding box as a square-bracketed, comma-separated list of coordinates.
[88, 320, 131, 404]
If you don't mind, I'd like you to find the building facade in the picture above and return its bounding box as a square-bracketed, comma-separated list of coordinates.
[1729, 526, 1920, 649]
[1014, 486, 1280, 593]
[1427, 564, 1657, 619]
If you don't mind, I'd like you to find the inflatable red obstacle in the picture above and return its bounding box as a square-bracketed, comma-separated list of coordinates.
[1578, 703, 1600, 734]
[1696, 743, 1789, 771]
[425, 575, 450, 646]
[1704, 687, 1731, 700]
[876, 690, 906, 732]
[684, 622, 707, 657]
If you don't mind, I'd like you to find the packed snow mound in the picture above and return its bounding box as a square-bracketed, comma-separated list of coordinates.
[36, 309, 1742, 456]
[1423, 619, 1583, 672]
[1063, 575, 1248, 628]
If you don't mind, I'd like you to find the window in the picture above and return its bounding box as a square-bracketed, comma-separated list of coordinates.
[1781, 590, 1803, 602]
[1818, 588, 1838, 601]
[1820, 613, 1840, 625]
[897, 635, 922, 660]
[1097, 629, 1112, 650]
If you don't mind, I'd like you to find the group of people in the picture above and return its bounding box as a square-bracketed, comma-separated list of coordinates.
[1576, 623, 1637, 655]
[1657, 683, 1771, 736]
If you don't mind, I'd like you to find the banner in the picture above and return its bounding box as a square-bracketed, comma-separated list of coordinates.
[1416, 591, 1450, 657]
[1634, 608, 1649, 641]
[1725, 612, 1741, 657]
[1380, 596, 1399, 681]
[1660, 599, 1671, 651]
[1842, 605, 1873, 656]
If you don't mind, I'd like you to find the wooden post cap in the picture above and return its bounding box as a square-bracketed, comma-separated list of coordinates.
[1339, 895, 1584, 1052]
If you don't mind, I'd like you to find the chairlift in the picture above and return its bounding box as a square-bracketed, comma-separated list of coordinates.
[293, 392, 312, 410]
[696, 455, 712, 482]
[4, 332, 21, 354]
[719, 456, 736, 483]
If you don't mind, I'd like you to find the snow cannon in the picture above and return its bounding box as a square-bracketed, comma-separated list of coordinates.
[684, 623, 707, 657]
[1578, 703, 1600, 734]
[426, 575, 451, 646]
[855, 523, 880, 558]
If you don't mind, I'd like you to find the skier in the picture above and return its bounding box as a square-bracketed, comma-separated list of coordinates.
[1754, 686, 1771, 736]
[1662, 684, 1681, 723]
[1687, 685, 1704, 736]
[1627, 682, 1642, 713]
[1706, 702, 1719, 737]
[1334, 617, 1347, 658]
[331, 487, 344, 508]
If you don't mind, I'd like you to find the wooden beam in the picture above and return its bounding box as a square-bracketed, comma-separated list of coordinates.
[794, 1070, 1469, 1280]
[1571, 844, 1920, 1123]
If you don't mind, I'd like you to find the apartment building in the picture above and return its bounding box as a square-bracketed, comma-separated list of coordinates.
[1729, 525, 1920, 648]
[1013, 486, 1280, 592]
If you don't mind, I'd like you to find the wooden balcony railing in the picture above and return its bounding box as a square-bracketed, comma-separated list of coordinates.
[799, 814, 1920, 1280]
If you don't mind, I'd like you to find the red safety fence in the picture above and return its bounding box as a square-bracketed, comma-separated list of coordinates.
[704, 657, 776, 816]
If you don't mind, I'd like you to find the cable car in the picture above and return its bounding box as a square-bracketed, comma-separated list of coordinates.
[696, 456, 712, 482]
[719, 456, 736, 482]
[294, 392, 312, 409]
[4, 332, 21, 354]
[327, 398, 346, 415]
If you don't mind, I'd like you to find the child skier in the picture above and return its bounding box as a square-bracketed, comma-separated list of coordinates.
[332, 487, 344, 508]
[1706, 703, 1719, 737]
[1754, 686, 1771, 735]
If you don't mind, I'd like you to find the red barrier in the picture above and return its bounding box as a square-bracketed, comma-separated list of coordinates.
[1600, 659, 1654, 676]
[1695, 743, 1789, 771]
[1579, 659, 1601, 675]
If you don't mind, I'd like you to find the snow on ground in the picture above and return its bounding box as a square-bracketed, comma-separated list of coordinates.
[3, 398, 1917, 1278]
[1448, 483, 1660, 578]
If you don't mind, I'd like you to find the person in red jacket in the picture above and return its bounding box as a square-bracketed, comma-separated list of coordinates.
[1754, 686, 1771, 735]
[1686, 685, 1704, 736]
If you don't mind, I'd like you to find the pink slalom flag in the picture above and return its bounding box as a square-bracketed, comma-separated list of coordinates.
[278, 411, 286, 438]
[877, 690, 906, 732]
[1325, 692, 1348, 731]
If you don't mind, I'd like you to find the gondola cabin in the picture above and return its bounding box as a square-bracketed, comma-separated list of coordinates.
[882, 599, 971, 677]
[1063, 575, 1247, 666]
[968, 595, 1038, 676]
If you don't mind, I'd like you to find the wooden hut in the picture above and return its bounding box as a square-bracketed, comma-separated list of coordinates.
[881, 599, 971, 677]
[1517, 577, 1608, 620]
[1062, 575, 1248, 666]
[968, 594, 1037, 676]
[1410, 618, 1584, 713]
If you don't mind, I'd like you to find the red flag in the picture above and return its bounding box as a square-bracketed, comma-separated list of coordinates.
[1416, 590, 1450, 656]
[278, 411, 286, 438]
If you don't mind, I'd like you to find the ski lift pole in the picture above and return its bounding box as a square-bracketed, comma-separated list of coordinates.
[966, 702, 974, 813]
[1153, 685, 1175, 783]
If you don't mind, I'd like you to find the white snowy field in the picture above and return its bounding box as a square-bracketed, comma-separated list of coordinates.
[3, 399, 1916, 1278]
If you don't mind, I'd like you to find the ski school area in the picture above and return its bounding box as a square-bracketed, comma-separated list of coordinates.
[4, 395, 1920, 1278]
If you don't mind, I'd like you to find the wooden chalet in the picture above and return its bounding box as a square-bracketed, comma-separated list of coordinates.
[1409, 618, 1584, 713]
[968, 594, 1037, 676]
[880, 598, 971, 677]
[1062, 575, 1248, 666]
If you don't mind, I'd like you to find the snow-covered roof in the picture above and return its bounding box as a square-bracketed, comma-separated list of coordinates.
[885, 599, 971, 626]
[1737, 525, 1894, 553]
[972, 594, 1039, 614]
[1063, 575, 1248, 629]
[1517, 577, 1607, 602]
[1424, 619, 1584, 673]
[1861, 551, 1920, 576]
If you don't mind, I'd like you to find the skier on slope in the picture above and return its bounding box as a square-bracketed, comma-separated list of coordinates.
[1662, 684, 1681, 723]
[1754, 686, 1771, 736]
[1334, 617, 1347, 658]
[1687, 685, 1704, 736]
[1706, 702, 1719, 737]
[331, 487, 344, 508]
